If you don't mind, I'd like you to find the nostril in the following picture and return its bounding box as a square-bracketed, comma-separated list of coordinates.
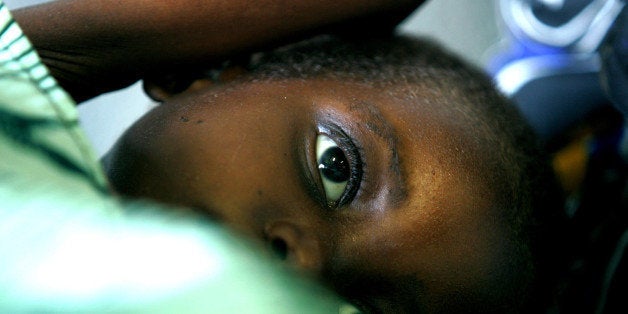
[270, 238, 288, 260]
[264, 222, 323, 273]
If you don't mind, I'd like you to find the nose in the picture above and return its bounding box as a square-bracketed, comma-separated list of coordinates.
[264, 221, 325, 275]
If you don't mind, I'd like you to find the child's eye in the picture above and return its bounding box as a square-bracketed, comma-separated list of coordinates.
[316, 134, 351, 205]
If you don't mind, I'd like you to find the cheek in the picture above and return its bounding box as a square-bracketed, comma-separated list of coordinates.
[162, 119, 283, 196]
[144, 103, 318, 229]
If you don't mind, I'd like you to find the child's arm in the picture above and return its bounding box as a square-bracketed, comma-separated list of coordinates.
[13, 0, 423, 103]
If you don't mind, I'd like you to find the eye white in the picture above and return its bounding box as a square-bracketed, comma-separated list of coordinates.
[316, 134, 349, 204]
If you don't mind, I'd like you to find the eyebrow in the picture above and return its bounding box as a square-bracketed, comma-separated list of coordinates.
[348, 101, 408, 208]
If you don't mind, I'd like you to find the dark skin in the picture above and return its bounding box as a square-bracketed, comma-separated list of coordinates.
[13, 0, 422, 102]
[106, 78, 519, 313]
[15, 1, 521, 312]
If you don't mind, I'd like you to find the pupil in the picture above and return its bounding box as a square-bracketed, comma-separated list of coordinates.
[318, 147, 350, 183]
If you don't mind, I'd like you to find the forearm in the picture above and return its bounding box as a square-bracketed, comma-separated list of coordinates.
[13, 0, 423, 102]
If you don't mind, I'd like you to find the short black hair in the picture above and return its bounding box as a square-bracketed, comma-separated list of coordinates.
[236, 35, 566, 312]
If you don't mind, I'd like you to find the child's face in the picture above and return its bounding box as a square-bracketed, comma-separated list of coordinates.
[108, 78, 512, 312]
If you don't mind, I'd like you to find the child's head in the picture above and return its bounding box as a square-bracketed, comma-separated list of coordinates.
[105, 35, 561, 313]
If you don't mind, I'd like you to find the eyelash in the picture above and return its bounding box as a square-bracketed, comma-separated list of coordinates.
[317, 124, 364, 209]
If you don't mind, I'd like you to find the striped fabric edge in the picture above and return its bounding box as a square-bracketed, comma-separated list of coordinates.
[0, 1, 109, 190]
